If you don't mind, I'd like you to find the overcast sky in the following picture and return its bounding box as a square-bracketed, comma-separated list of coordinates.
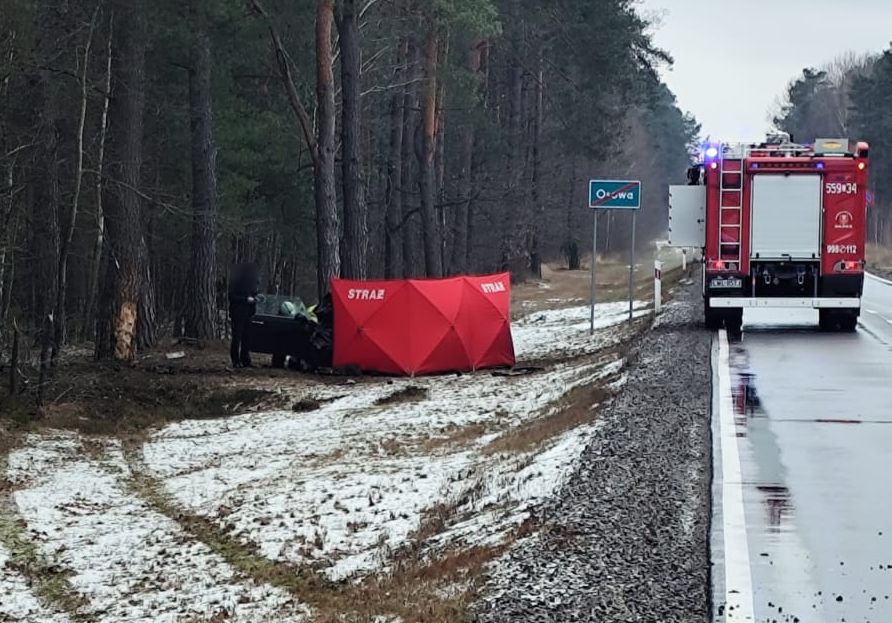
[637, 0, 892, 141]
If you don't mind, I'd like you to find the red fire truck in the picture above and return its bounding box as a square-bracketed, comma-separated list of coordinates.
[669, 135, 869, 334]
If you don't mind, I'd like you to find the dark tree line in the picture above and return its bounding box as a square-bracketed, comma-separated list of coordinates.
[773, 51, 892, 242]
[0, 0, 697, 366]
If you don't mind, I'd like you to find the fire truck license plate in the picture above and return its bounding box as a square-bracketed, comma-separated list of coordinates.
[711, 277, 742, 289]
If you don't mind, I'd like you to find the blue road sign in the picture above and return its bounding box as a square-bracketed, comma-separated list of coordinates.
[589, 180, 641, 209]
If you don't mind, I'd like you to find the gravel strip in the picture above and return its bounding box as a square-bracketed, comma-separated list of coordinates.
[475, 278, 712, 622]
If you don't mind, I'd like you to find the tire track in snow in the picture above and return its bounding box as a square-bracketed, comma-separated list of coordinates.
[0, 543, 73, 623]
[6, 434, 310, 623]
[0, 448, 82, 623]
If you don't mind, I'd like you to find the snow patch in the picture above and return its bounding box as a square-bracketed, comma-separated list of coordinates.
[513, 301, 649, 360]
[9, 435, 309, 623]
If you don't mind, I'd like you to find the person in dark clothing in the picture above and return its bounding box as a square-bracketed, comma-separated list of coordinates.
[228, 263, 259, 367]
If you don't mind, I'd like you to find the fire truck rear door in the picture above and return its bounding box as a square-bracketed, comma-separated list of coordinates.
[750, 174, 822, 260]
[668, 185, 706, 247]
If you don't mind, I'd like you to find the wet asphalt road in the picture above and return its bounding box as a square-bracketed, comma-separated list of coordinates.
[713, 274, 892, 622]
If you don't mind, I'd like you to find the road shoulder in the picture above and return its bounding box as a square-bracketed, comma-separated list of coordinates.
[476, 276, 713, 622]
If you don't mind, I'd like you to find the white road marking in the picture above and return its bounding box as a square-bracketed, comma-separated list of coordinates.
[867, 272, 892, 287]
[865, 308, 892, 325]
[718, 331, 755, 621]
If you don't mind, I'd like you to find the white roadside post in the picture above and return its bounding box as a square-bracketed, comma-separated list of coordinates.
[628, 212, 636, 323]
[682, 248, 688, 272]
[589, 211, 598, 335]
[654, 260, 663, 315]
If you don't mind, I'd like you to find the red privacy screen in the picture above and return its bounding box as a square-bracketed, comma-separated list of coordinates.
[331, 273, 515, 375]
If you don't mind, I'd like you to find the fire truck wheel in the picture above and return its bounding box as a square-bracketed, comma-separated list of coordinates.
[704, 309, 722, 331]
[726, 309, 743, 337]
[819, 310, 858, 332]
[839, 313, 858, 333]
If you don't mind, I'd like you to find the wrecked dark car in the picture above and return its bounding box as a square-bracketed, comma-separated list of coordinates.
[245, 294, 333, 371]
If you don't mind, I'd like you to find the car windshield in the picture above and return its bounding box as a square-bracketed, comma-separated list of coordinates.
[255, 294, 306, 318]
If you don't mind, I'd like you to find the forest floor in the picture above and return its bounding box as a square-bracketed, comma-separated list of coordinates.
[0, 251, 688, 623]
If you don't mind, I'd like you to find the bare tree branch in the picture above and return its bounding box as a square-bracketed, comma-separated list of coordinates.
[249, 0, 319, 167]
[360, 0, 385, 20]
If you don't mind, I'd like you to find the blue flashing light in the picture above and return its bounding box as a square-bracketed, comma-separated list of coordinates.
[816, 162, 826, 170]
[751, 163, 759, 170]
[705, 146, 719, 159]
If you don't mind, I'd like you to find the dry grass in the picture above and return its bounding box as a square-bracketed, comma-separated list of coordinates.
[2, 374, 289, 439]
[421, 422, 493, 454]
[868, 243, 892, 278]
[317, 542, 508, 623]
[512, 254, 677, 315]
[481, 339, 629, 458]
[482, 378, 613, 457]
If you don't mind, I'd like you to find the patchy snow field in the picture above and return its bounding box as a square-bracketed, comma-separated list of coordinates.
[6, 436, 309, 623]
[2, 300, 646, 621]
[513, 300, 649, 361]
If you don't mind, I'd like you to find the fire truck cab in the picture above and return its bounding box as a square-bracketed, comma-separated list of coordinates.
[669, 135, 869, 334]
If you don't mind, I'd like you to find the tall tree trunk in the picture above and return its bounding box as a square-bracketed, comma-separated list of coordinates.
[184, 0, 218, 340]
[315, 0, 340, 297]
[434, 33, 448, 273]
[500, 43, 523, 273]
[84, 16, 113, 341]
[451, 128, 474, 276]
[417, 19, 442, 278]
[97, 0, 148, 361]
[35, 81, 60, 379]
[400, 37, 419, 278]
[565, 160, 580, 270]
[0, 161, 14, 326]
[1, 210, 17, 326]
[337, 0, 368, 279]
[384, 37, 407, 279]
[528, 51, 544, 278]
[137, 245, 157, 349]
[31, 4, 62, 383]
[53, 7, 99, 360]
[451, 41, 485, 275]
[466, 42, 489, 272]
[1, 156, 22, 326]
